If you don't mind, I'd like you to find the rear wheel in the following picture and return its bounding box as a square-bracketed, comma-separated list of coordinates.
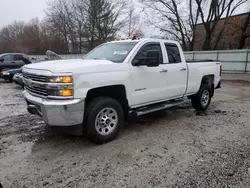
[191, 84, 211, 111]
[85, 97, 124, 144]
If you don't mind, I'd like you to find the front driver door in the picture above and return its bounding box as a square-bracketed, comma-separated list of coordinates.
[130, 42, 169, 107]
[1, 54, 15, 70]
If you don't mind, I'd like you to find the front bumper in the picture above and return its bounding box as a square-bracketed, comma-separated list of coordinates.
[2, 74, 12, 81]
[23, 90, 85, 126]
[13, 74, 24, 86]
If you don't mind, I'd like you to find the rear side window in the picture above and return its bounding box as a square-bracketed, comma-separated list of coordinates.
[165, 43, 181, 63]
[14, 55, 23, 61]
[133, 43, 163, 64]
[3, 55, 14, 61]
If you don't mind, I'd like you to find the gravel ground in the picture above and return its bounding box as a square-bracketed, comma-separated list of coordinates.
[0, 80, 250, 188]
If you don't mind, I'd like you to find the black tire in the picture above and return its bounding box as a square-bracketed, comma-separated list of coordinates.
[191, 84, 212, 111]
[84, 97, 124, 144]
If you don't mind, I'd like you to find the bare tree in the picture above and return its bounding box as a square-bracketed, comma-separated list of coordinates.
[40, 19, 68, 53]
[238, 10, 250, 49]
[22, 18, 42, 54]
[46, 0, 73, 52]
[0, 18, 68, 54]
[141, 0, 197, 50]
[85, 0, 128, 49]
[71, 0, 88, 53]
[188, 0, 200, 50]
[0, 0, 130, 54]
[195, 0, 249, 50]
[46, 0, 127, 51]
[123, 5, 140, 38]
[141, 0, 249, 50]
[0, 21, 25, 52]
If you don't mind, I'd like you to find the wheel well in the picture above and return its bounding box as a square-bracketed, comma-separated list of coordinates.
[201, 75, 214, 97]
[85, 85, 129, 116]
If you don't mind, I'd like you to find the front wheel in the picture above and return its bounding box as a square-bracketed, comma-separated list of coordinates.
[191, 84, 212, 111]
[85, 97, 124, 144]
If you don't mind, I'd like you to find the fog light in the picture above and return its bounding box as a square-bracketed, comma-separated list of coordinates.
[61, 89, 73, 96]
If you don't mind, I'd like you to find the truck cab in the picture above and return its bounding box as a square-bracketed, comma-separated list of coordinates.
[22, 38, 221, 144]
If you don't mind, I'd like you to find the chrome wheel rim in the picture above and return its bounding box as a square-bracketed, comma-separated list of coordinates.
[95, 107, 118, 136]
[201, 90, 209, 107]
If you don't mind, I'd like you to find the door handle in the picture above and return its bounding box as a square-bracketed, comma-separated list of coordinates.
[11, 62, 15, 63]
[160, 69, 168, 73]
[180, 68, 187, 71]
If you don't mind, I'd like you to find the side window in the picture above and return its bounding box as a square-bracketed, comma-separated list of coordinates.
[165, 43, 181, 63]
[14, 55, 23, 61]
[133, 43, 163, 65]
[3, 55, 14, 61]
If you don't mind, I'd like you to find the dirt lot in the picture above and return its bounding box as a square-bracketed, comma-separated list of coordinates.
[0, 80, 250, 188]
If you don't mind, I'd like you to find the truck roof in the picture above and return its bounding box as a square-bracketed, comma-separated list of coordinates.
[107, 38, 179, 44]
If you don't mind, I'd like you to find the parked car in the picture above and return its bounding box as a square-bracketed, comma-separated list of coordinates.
[0, 57, 31, 82]
[1, 51, 61, 83]
[0, 53, 29, 72]
[22, 38, 222, 144]
[1, 68, 22, 82]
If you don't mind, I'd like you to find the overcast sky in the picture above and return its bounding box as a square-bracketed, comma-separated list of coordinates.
[0, 0, 47, 28]
[0, 0, 248, 36]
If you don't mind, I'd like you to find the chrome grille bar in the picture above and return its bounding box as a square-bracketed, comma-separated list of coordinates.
[23, 72, 47, 82]
[26, 86, 48, 96]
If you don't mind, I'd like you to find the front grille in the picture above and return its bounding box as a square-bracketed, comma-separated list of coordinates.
[26, 86, 48, 97]
[23, 72, 48, 97]
[23, 72, 47, 82]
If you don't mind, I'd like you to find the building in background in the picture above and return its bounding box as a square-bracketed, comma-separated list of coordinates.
[193, 12, 250, 50]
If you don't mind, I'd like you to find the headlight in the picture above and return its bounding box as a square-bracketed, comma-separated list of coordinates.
[2, 71, 10, 75]
[46, 75, 74, 98]
[47, 76, 73, 83]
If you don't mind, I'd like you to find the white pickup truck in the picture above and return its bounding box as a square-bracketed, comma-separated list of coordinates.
[22, 38, 221, 144]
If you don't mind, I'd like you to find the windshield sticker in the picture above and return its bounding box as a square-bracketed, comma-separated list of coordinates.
[113, 51, 128, 55]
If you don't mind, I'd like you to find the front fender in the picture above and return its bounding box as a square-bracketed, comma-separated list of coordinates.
[73, 71, 132, 105]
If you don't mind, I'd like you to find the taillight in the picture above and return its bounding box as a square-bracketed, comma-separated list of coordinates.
[220, 65, 222, 76]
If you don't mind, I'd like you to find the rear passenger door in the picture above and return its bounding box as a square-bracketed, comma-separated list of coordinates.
[164, 43, 188, 99]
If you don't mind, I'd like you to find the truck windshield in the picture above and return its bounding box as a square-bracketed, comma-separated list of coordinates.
[84, 42, 138, 63]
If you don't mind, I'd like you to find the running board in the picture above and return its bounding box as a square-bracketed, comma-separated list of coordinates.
[132, 99, 188, 116]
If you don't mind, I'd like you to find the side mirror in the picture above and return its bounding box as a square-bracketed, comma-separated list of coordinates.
[0, 58, 4, 62]
[146, 50, 160, 67]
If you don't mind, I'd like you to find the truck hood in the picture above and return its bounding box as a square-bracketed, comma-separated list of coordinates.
[23, 59, 125, 73]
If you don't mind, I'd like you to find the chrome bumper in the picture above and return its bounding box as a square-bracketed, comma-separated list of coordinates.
[23, 90, 85, 126]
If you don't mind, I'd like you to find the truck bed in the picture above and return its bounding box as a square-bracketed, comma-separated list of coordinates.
[185, 60, 221, 96]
